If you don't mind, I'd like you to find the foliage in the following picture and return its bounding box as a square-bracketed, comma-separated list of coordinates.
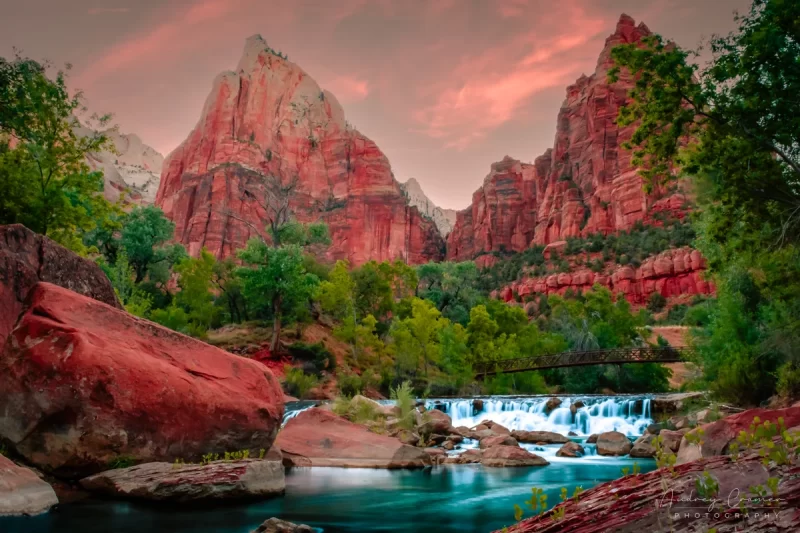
[0, 53, 119, 253]
[174, 248, 218, 337]
[611, 0, 800, 404]
[288, 341, 336, 375]
[282, 365, 319, 399]
[417, 261, 480, 324]
[390, 380, 416, 431]
[647, 292, 666, 313]
[119, 206, 186, 283]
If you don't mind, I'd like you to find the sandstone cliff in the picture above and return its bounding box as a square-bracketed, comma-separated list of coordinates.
[156, 35, 443, 265]
[400, 178, 457, 237]
[447, 15, 689, 262]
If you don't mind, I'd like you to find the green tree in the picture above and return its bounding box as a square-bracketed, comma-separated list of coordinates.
[237, 241, 320, 352]
[120, 206, 185, 283]
[417, 261, 480, 324]
[0, 54, 118, 252]
[466, 305, 499, 363]
[174, 248, 218, 337]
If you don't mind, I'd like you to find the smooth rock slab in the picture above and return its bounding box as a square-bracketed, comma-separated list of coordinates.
[511, 430, 569, 444]
[479, 435, 518, 449]
[481, 445, 549, 468]
[252, 518, 313, 533]
[80, 460, 285, 502]
[595, 431, 632, 456]
[0, 455, 58, 516]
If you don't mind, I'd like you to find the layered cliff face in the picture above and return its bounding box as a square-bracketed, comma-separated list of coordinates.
[447, 15, 689, 262]
[400, 178, 457, 237]
[77, 127, 164, 205]
[156, 35, 443, 265]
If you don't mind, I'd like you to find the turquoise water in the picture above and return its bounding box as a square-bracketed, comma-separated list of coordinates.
[4, 456, 654, 533]
[3, 395, 657, 532]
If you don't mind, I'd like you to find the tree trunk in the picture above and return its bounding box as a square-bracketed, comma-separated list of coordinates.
[270, 294, 282, 353]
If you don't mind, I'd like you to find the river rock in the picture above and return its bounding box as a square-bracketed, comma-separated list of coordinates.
[418, 410, 452, 436]
[80, 460, 285, 502]
[444, 449, 482, 465]
[479, 435, 518, 450]
[473, 399, 484, 411]
[252, 518, 314, 533]
[0, 455, 58, 516]
[446, 435, 463, 444]
[478, 420, 511, 435]
[0, 223, 120, 349]
[442, 440, 456, 451]
[511, 430, 569, 444]
[569, 401, 585, 415]
[424, 448, 446, 465]
[427, 434, 448, 446]
[629, 434, 656, 458]
[0, 283, 284, 479]
[595, 431, 632, 456]
[393, 429, 420, 447]
[650, 391, 705, 413]
[668, 415, 692, 430]
[659, 429, 683, 453]
[481, 446, 549, 468]
[276, 408, 430, 468]
[556, 442, 585, 458]
[676, 406, 800, 465]
[645, 423, 662, 435]
[586, 434, 599, 444]
[544, 397, 562, 413]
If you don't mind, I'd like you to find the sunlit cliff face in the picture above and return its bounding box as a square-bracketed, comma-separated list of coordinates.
[1, 0, 749, 209]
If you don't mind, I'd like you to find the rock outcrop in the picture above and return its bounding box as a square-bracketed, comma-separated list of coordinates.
[447, 15, 692, 267]
[0, 282, 284, 478]
[500, 450, 800, 533]
[480, 445, 549, 468]
[505, 247, 713, 305]
[0, 224, 120, 348]
[252, 518, 314, 533]
[80, 460, 284, 502]
[275, 408, 431, 468]
[0, 455, 58, 516]
[400, 178, 457, 237]
[78, 127, 163, 204]
[511, 430, 569, 444]
[156, 35, 443, 265]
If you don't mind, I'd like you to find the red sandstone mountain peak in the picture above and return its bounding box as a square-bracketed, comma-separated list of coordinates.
[156, 36, 443, 264]
[446, 14, 687, 262]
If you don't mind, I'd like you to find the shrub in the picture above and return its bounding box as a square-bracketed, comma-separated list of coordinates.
[647, 292, 667, 313]
[391, 380, 416, 430]
[283, 365, 319, 399]
[288, 342, 336, 375]
[777, 362, 800, 400]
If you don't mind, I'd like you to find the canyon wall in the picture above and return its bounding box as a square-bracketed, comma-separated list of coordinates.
[156, 35, 443, 265]
[447, 15, 688, 263]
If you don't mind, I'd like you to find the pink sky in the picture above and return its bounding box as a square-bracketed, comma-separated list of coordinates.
[1, 0, 748, 209]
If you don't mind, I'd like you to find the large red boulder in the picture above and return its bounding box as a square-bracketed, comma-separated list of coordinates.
[275, 408, 431, 468]
[0, 224, 120, 347]
[155, 35, 443, 265]
[676, 406, 800, 464]
[0, 282, 284, 478]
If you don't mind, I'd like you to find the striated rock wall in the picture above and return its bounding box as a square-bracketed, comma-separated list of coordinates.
[500, 247, 713, 305]
[447, 15, 689, 262]
[156, 35, 443, 265]
[400, 178, 457, 237]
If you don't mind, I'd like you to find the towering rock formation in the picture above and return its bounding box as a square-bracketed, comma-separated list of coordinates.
[447, 15, 689, 262]
[400, 178, 457, 237]
[156, 35, 444, 265]
[77, 127, 164, 205]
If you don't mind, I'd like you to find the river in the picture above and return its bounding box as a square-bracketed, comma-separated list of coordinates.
[4, 395, 657, 533]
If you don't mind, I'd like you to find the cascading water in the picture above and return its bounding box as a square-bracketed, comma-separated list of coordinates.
[425, 395, 653, 437]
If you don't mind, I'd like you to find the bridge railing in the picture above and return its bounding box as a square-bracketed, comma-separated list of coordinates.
[474, 346, 694, 376]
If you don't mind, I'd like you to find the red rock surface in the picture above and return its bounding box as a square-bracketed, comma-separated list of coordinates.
[0, 282, 284, 478]
[501, 451, 800, 533]
[448, 15, 690, 262]
[0, 455, 59, 516]
[156, 35, 443, 265]
[505, 247, 713, 305]
[0, 224, 120, 348]
[275, 407, 431, 468]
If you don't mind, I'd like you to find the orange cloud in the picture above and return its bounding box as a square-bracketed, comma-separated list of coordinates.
[87, 7, 130, 15]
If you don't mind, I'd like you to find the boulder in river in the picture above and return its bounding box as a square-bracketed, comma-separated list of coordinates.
[0, 455, 58, 516]
[629, 434, 657, 458]
[511, 430, 569, 444]
[556, 442, 585, 458]
[80, 460, 285, 502]
[418, 409, 452, 436]
[392, 429, 420, 447]
[479, 435, 518, 449]
[544, 397, 562, 413]
[595, 431, 632, 456]
[252, 518, 314, 533]
[569, 401, 585, 415]
[481, 445, 549, 468]
[444, 449, 482, 464]
[276, 408, 431, 468]
[586, 434, 599, 444]
[0, 282, 285, 479]
[478, 420, 511, 435]
[658, 429, 683, 453]
[424, 448, 446, 464]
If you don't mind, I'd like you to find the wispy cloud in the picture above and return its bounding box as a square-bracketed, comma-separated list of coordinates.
[325, 75, 370, 102]
[87, 7, 130, 15]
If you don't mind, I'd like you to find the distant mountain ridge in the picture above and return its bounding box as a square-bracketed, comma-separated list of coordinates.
[400, 178, 457, 237]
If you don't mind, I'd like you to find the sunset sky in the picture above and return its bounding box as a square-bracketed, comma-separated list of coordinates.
[2, 0, 748, 209]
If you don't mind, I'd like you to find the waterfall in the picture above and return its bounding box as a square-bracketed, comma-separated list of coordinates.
[425, 396, 653, 437]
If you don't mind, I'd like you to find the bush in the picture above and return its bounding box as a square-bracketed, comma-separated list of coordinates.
[288, 342, 336, 375]
[337, 370, 378, 396]
[283, 365, 319, 399]
[647, 292, 667, 313]
[390, 380, 416, 430]
[777, 362, 800, 400]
